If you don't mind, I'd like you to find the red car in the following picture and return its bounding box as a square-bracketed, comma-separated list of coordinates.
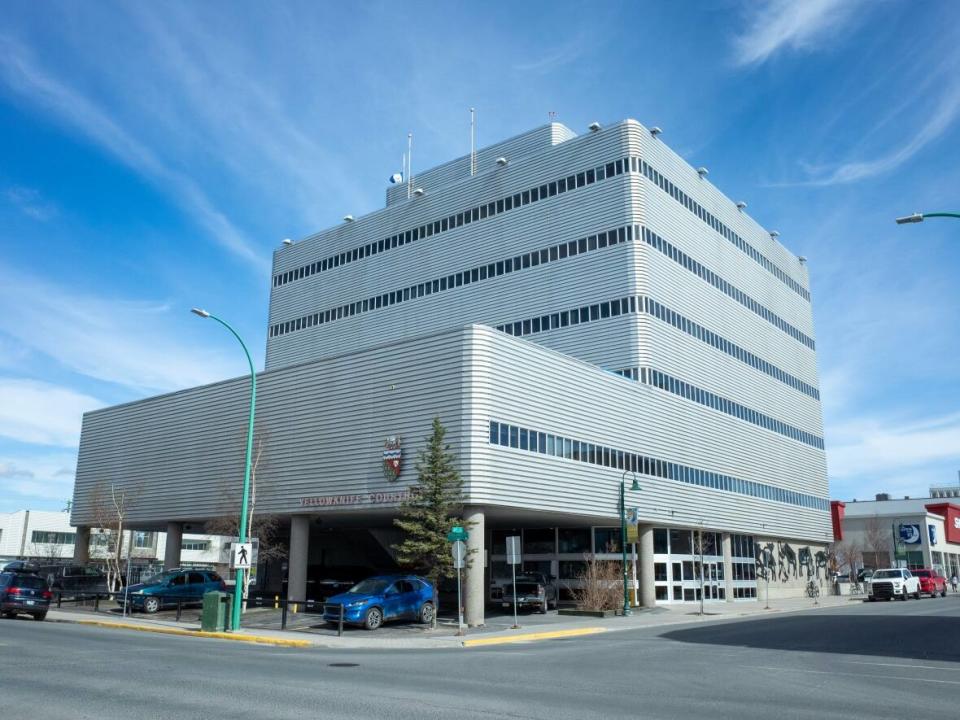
[913, 569, 947, 598]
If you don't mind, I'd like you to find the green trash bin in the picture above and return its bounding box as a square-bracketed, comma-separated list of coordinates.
[201, 591, 231, 632]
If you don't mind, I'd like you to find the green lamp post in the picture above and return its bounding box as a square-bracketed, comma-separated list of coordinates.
[895, 212, 960, 224]
[620, 470, 641, 616]
[192, 308, 256, 632]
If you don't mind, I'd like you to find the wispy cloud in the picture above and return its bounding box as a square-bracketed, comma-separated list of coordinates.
[4, 185, 57, 220]
[732, 0, 864, 67]
[828, 412, 960, 480]
[0, 262, 248, 394]
[513, 35, 585, 74]
[0, 35, 267, 272]
[0, 378, 101, 446]
[795, 80, 960, 186]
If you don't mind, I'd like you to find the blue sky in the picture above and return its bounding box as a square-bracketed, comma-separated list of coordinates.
[1, 0, 959, 513]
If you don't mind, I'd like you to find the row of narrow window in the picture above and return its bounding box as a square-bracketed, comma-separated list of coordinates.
[270, 220, 812, 359]
[613, 367, 824, 449]
[496, 295, 820, 401]
[640, 226, 815, 350]
[272, 154, 634, 288]
[269, 224, 634, 338]
[487, 420, 829, 512]
[639, 159, 811, 302]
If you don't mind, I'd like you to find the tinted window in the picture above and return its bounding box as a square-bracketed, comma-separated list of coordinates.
[13, 575, 46, 589]
[206, 572, 223, 583]
[188, 573, 205, 585]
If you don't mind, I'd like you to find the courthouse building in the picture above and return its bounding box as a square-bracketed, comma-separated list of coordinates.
[71, 119, 832, 624]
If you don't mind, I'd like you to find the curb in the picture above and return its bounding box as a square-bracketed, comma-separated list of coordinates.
[60, 618, 311, 648]
[462, 626, 606, 647]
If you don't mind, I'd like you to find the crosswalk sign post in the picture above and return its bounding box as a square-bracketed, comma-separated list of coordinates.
[451, 540, 467, 635]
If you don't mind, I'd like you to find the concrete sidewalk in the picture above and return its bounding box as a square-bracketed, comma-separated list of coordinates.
[46, 593, 861, 649]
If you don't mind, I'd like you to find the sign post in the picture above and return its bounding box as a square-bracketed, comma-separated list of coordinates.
[506, 535, 521, 629]
[452, 540, 466, 635]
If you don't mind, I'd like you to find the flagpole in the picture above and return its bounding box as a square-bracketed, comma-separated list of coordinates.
[407, 133, 413, 199]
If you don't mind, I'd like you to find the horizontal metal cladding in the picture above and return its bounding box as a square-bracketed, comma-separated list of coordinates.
[639, 183, 813, 337]
[271, 152, 635, 292]
[265, 181, 639, 370]
[268, 124, 627, 301]
[464, 327, 829, 541]
[385, 123, 576, 206]
[266, 243, 638, 372]
[72, 328, 475, 526]
[614, 367, 824, 449]
[628, 119, 809, 297]
[269, 224, 636, 340]
[639, 226, 814, 349]
[493, 294, 820, 401]
[487, 420, 827, 510]
[640, 244, 819, 386]
[473, 328, 829, 500]
[637, 314, 824, 435]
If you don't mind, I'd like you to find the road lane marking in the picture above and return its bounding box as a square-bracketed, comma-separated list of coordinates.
[745, 665, 960, 686]
[463, 627, 606, 647]
[844, 660, 957, 672]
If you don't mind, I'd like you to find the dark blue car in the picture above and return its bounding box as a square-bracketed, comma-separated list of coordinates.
[322, 575, 434, 630]
[118, 569, 226, 613]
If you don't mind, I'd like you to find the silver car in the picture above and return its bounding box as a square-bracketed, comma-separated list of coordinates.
[501, 573, 558, 613]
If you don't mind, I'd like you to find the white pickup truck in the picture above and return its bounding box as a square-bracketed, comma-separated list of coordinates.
[867, 568, 921, 601]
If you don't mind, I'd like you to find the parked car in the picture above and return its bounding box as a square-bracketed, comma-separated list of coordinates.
[42, 565, 109, 598]
[867, 568, 921, 601]
[118, 568, 226, 613]
[308, 565, 376, 602]
[912, 568, 947, 598]
[322, 575, 434, 630]
[0, 565, 52, 621]
[501, 572, 558, 614]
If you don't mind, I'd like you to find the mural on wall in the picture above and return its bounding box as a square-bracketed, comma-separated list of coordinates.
[755, 541, 826, 582]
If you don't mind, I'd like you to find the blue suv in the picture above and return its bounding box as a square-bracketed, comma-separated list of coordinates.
[323, 575, 435, 630]
[118, 568, 226, 613]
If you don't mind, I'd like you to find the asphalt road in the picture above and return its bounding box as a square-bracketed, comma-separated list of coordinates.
[3, 596, 958, 719]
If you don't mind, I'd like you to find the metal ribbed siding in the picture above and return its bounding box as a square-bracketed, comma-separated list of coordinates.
[464, 327, 829, 542]
[72, 329, 471, 527]
[267, 127, 639, 370]
[72, 325, 829, 543]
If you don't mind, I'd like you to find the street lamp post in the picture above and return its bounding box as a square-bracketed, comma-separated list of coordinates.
[895, 211, 960, 224]
[620, 470, 641, 616]
[191, 308, 256, 633]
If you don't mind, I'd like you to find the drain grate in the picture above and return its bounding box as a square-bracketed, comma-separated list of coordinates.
[327, 663, 360, 668]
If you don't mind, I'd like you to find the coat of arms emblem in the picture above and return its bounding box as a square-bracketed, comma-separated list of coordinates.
[382, 436, 402, 480]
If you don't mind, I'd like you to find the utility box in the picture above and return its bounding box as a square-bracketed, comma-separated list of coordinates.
[201, 591, 231, 632]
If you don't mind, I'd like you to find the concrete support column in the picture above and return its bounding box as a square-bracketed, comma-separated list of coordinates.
[722, 533, 734, 602]
[163, 522, 183, 570]
[464, 507, 485, 627]
[638, 524, 656, 608]
[288, 515, 310, 606]
[74, 526, 90, 564]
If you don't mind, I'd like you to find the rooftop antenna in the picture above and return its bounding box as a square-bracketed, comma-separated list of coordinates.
[470, 108, 477, 177]
[407, 132, 413, 199]
[548, 111, 557, 122]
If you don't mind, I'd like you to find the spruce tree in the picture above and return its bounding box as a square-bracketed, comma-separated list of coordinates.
[393, 416, 466, 627]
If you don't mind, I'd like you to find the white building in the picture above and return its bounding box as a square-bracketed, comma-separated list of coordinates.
[0, 509, 229, 575]
[838, 497, 960, 578]
[70, 120, 831, 623]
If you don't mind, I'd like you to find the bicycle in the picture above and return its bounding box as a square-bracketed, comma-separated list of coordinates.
[805, 580, 820, 598]
[848, 581, 863, 595]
